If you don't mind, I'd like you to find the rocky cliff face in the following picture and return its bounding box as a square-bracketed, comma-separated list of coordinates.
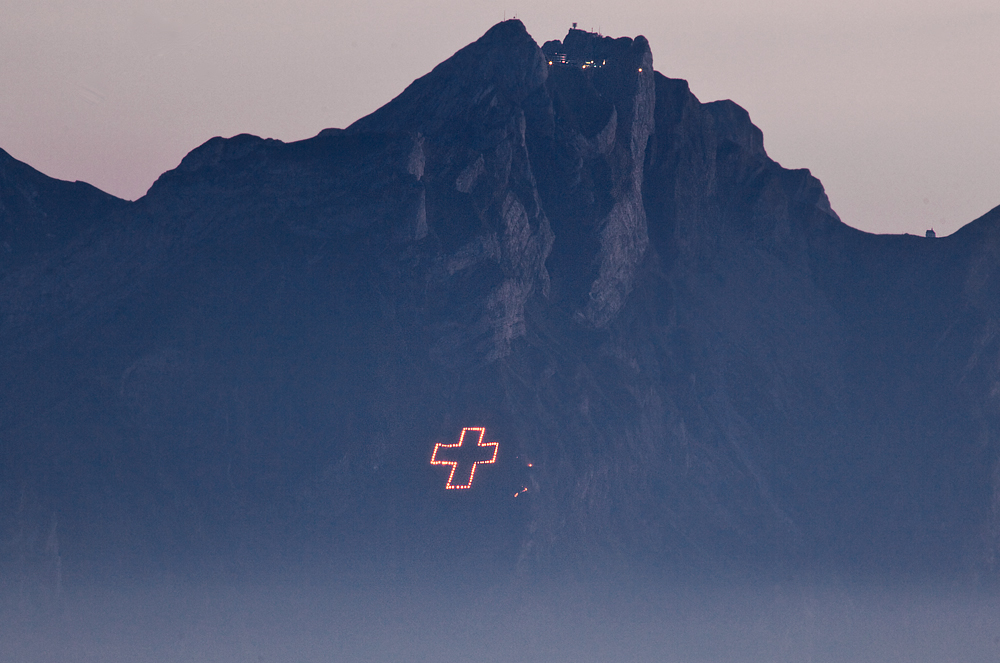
[1, 20, 999, 586]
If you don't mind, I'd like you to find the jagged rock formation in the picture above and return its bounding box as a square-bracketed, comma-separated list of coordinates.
[1, 20, 999, 585]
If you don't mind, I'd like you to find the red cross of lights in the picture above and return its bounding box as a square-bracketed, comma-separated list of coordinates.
[430, 427, 499, 489]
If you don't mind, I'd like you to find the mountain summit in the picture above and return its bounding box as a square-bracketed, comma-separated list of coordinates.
[2, 21, 1000, 591]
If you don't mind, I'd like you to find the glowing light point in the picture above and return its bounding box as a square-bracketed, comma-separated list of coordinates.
[430, 427, 499, 490]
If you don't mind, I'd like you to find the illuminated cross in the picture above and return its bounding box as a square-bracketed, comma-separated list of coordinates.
[430, 427, 499, 489]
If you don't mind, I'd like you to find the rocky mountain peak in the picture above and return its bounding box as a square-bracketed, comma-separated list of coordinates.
[348, 19, 547, 137]
[543, 27, 652, 73]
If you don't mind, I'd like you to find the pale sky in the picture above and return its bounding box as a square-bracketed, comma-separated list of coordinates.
[1, 0, 997, 236]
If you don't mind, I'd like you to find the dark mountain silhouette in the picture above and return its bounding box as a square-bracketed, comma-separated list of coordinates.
[2, 21, 999, 602]
[0, 147, 127, 268]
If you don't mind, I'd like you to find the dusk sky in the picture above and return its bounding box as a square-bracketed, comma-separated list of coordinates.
[2, 0, 997, 236]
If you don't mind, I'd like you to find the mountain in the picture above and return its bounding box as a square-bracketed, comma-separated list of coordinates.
[0, 147, 128, 269]
[2, 19, 999, 600]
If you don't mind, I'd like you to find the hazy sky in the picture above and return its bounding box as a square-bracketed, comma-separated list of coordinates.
[2, 0, 997, 236]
